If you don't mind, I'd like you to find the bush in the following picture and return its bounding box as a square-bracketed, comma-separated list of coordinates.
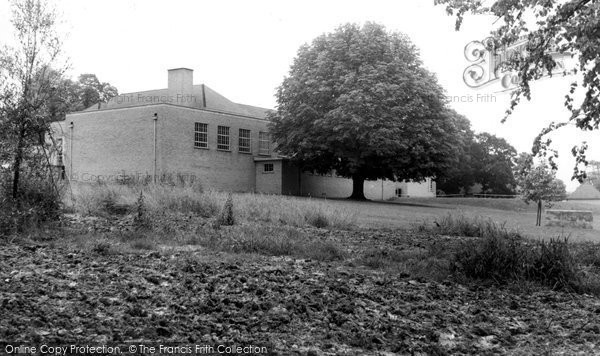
[0, 171, 63, 236]
[423, 214, 522, 239]
[305, 209, 330, 228]
[306, 240, 347, 261]
[454, 235, 581, 290]
[216, 194, 235, 226]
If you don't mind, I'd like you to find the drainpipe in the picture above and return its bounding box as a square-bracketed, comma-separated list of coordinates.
[68, 121, 74, 179]
[153, 113, 158, 184]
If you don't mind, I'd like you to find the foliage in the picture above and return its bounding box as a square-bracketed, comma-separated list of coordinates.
[585, 160, 600, 191]
[269, 22, 461, 199]
[0, 169, 62, 236]
[455, 235, 581, 291]
[133, 191, 149, 229]
[304, 209, 330, 228]
[517, 159, 567, 207]
[435, 0, 600, 180]
[0, 0, 65, 217]
[438, 128, 518, 195]
[426, 213, 522, 239]
[435, 111, 477, 194]
[472, 132, 517, 194]
[216, 193, 235, 226]
[47, 73, 119, 121]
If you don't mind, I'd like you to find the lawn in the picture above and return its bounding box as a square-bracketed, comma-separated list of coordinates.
[317, 197, 600, 242]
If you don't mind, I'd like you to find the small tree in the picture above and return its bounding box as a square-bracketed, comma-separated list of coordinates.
[517, 160, 567, 226]
[0, 0, 65, 201]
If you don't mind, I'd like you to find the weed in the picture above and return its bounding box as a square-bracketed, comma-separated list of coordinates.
[305, 210, 330, 228]
[306, 240, 347, 261]
[454, 234, 581, 291]
[217, 194, 235, 226]
[92, 240, 113, 255]
[420, 214, 522, 239]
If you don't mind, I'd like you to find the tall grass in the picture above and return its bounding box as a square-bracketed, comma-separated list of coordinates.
[416, 213, 522, 239]
[66, 182, 356, 229]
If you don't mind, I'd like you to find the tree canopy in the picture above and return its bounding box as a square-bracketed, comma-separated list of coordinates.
[437, 127, 518, 195]
[269, 22, 461, 199]
[47, 73, 119, 122]
[435, 0, 600, 181]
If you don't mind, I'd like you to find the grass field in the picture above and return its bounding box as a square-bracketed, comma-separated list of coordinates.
[65, 182, 600, 241]
[320, 197, 600, 242]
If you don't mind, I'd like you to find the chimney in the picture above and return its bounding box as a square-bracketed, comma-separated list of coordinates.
[168, 68, 194, 106]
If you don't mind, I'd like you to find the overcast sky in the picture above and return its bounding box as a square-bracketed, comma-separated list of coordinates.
[0, 0, 597, 191]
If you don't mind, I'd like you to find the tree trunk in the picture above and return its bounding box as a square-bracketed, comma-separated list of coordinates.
[349, 175, 366, 200]
[535, 200, 542, 226]
[11, 128, 25, 199]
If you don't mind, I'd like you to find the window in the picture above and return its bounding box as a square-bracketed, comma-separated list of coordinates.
[395, 188, 403, 197]
[429, 179, 434, 193]
[194, 123, 208, 148]
[238, 129, 251, 153]
[217, 126, 230, 151]
[263, 163, 274, 173]
[259, 132, 270, 155]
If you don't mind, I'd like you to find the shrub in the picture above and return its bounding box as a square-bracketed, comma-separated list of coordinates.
[454, 235, 581, 290]
[426, 214, 522, 239]
[0, 171, 63, 236]
[133, 191, 150, 229]
[306, 240, 347, 261]
[216, 194, 235, 226]
[305, 209, 330, 228]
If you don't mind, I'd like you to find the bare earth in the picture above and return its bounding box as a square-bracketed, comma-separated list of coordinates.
[1, 226, 600, 355]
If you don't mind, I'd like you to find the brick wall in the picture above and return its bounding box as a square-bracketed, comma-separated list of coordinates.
[59, 104, 274, 191]
[158, 105, 272, 192]
[255, 160, 282, 194]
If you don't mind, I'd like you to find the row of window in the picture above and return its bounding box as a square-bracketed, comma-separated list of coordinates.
[194, 123, 270, 155]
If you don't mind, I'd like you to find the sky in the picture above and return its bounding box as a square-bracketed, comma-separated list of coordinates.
[0, 0, 597, 191]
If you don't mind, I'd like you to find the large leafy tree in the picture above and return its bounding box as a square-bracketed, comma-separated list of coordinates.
[47, 73, 119, 121]
[436, 124, 518, 195]
[472, 132, 517, 195]
[436, 111, 477, 195]
[75, 73, 118, 111]
[269, 23, 461, 200]
[435, 0, 600, 180]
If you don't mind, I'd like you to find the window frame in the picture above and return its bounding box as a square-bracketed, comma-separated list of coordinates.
[194, 122, 209, 149]
[263, 163, 274, 173]
[238, 128, 251, 154]
[217, 125, 230, 151]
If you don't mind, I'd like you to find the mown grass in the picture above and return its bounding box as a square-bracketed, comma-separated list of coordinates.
[397, 197, 600, 214]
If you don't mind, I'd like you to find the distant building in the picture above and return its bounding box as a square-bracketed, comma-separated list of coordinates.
[50, 68, 435, 199]
[568, 183, 600, 200]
